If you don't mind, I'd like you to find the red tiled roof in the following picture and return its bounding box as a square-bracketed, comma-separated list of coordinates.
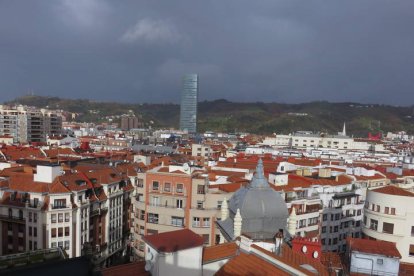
[202, 242, 238, 264]
[347, 238, 401, 258]
[252, 244, 330, 276]
[216, 252, 290, 276]
[101, 261, 149, 276]
[372, 185, 414, 197]
[143, 229, 204, 253]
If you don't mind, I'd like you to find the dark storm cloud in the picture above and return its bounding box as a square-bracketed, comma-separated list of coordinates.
[1, 0, 414, 105]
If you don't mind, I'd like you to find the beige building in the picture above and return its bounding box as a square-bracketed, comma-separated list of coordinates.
[130, 165, 232, 258]
[362, 185, 414, 263]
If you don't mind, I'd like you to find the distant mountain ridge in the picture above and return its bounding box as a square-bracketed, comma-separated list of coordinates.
[5, 95, 414, 136]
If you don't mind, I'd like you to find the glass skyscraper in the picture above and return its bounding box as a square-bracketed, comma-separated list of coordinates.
[179, 74, 198, 133]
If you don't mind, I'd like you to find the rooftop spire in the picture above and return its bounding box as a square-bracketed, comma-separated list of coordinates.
[249, 159, 269, 189]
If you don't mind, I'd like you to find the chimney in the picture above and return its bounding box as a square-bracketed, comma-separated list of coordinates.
[274, 230, 284, 256]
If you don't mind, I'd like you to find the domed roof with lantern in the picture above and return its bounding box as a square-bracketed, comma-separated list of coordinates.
[217, 159, 290, 241]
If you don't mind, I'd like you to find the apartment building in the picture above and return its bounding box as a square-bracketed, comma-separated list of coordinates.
[0, 105, 62, 143]
[0, 163, 133, 268]
[263, 132, 384, 151]
[362, 185, 414, 263]
[130, 165, 231, 258]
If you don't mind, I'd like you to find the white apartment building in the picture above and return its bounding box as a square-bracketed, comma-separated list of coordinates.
[0, 105, 62, 143]
[0, 163, 133, 268]
[362, 185, 414, 263]
[262, 132, 384, 151]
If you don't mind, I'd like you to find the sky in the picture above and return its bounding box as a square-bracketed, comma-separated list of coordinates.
[1, 0, 414, 105]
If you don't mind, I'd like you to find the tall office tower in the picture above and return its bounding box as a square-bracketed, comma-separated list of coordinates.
[179, 74, 198, 133]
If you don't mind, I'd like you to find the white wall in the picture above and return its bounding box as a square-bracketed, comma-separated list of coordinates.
[350, 252, 399, 275]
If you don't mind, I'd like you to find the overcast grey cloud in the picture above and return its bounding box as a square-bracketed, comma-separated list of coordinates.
[0, 0, 414, 105]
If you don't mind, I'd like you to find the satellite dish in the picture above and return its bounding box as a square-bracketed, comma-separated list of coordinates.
[183, 163, 190, 172]
[313, 251, 319, 258]
[144, 261, 152, 271]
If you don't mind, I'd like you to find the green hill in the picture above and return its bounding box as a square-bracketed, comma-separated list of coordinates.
[5, 96, 414, 136]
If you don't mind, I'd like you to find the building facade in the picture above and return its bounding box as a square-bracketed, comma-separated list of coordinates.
[362, 186, 414, 263]
[0, 105, 62, 143]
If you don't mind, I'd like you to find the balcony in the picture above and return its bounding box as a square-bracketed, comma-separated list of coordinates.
[0, 214, 25, 224]
[51, 204, 68, 210]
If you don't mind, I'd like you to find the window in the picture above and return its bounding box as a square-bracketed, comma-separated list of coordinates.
[384, 207, 389, 214]
[139, 210, 145, 220]
[376, 205, 380, 212]
[51, 214, 56, 223]
[217, 201, 223, 209]
[51, 242, 56, 248]
[383, 222, 394, 234]
[176, 199, 183, 209]
[34, 213, 37, 223]
[321, 239, 325, 245]
[357, 210, 361, 216]
[322, 226, 326, 233]
[34, 241, 37, 250]
[363, 216, 367, 225]
[411, 226, 414, 237]
[137, 178, 144, 188]
[29, 212, 32, 222]
[150, 196, 160, 206]
[197, 185, 205, 194]
[176, 184, 184, 193]
[58, 213, 63, 223]
[148, 213, 159, 224]
[53, 199, 66, 209]
[152, 181, 159, 191]
[197, 201, 203, 209]
[33, 227, 37, 237]
[58, 227, 63, 237]
[65, 227, 70, 236]
[370, 219, 378, 231]
[334, 226, 338, 232]
[377, 259, 383, 265]
[29, 227, 33, 236]
[64, 241, 70, 250]
[333, 238, 337, 245]
[203, 218, 210, 227]
[391, 208, 396, 215]
[164, 183, 171, 192]
[371, 204, 375, 211]
[171, 216, 184, 227]
[410, 245, 414, 257]
[33, 198, 39, 208]
[202, 234, 209, 245]
[193, 217, 200, 227]
[323, 214, 328, 221]
[65, 213, 70, 222]
[18, 224, 24, 233]
[51, 228, 57, 238]
[58, 241, 63, 248]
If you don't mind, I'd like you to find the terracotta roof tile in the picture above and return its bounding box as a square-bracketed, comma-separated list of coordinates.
[101, 261, 149, 276]
[372, 185, 414, 197]
[143, 229, 204, 253]
[216, 252, 290, 276]
[202, 242, 238, 264]
[347, 238, 401, 258]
